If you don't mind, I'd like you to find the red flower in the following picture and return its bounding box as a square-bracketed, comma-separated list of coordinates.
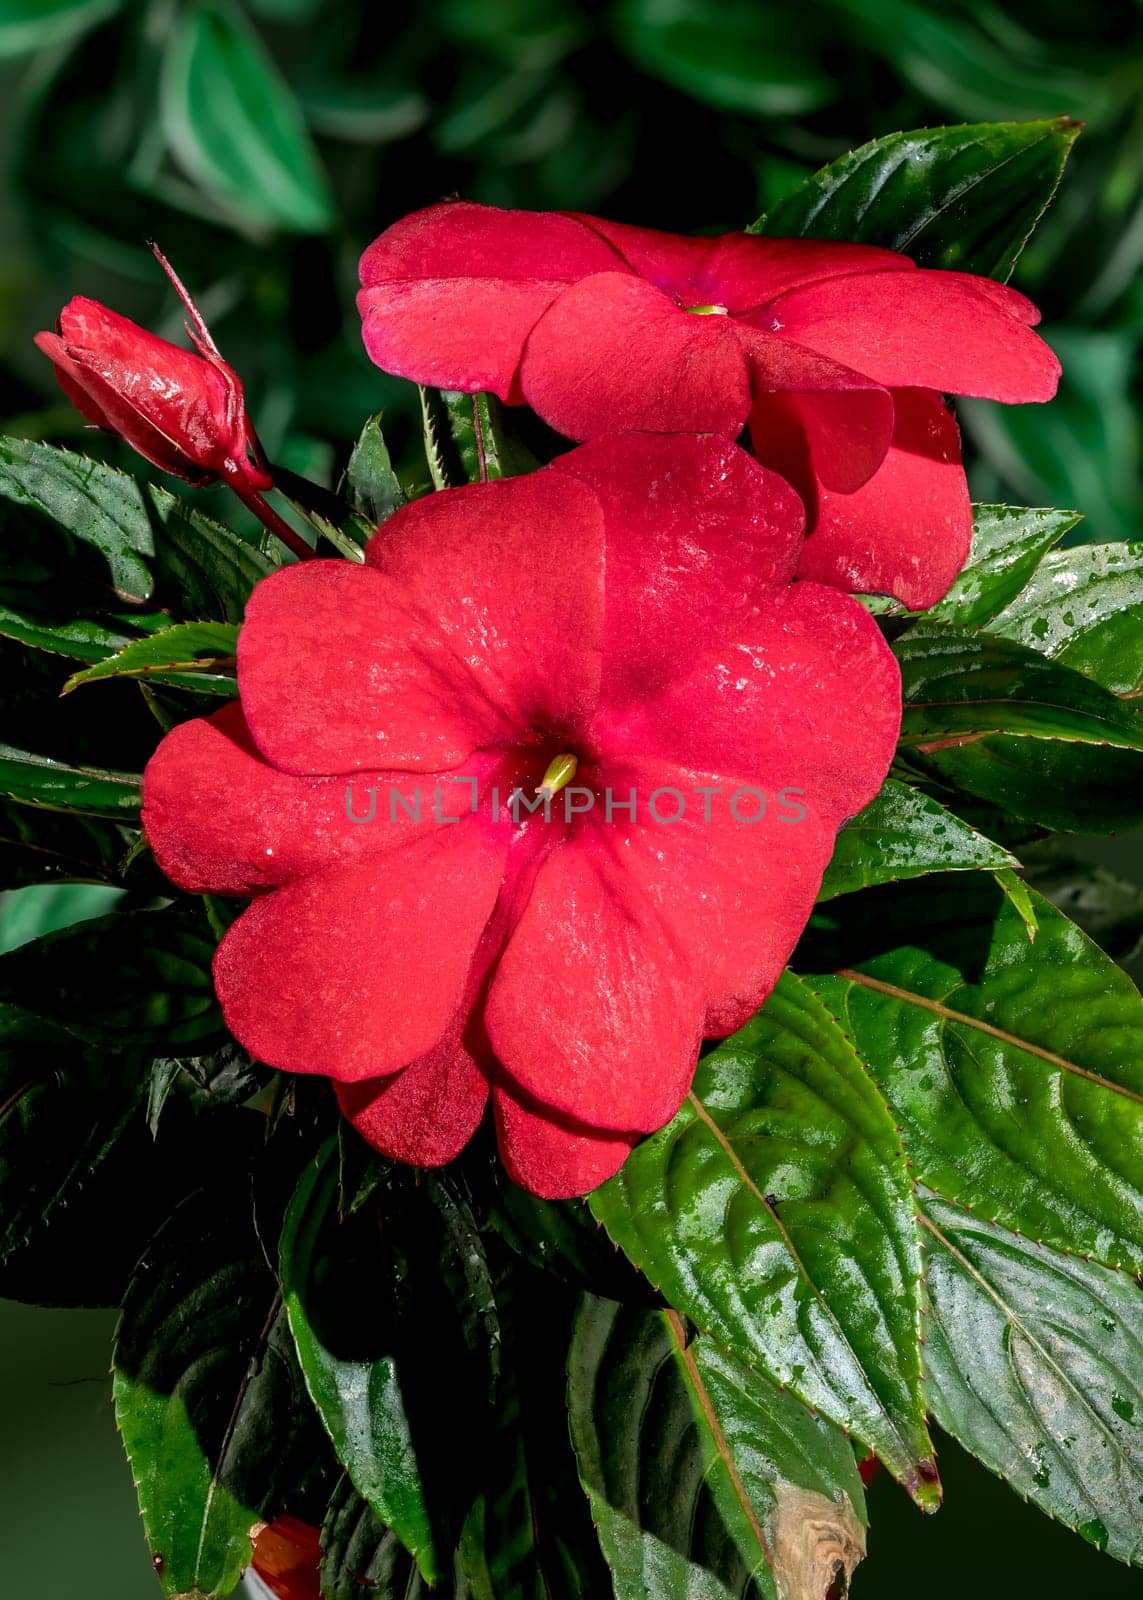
[142, 435, 900, 1198]
[357, 202, 1061, 609]
[36, 246, 271, 495]
[249, 1515, 321, 1600]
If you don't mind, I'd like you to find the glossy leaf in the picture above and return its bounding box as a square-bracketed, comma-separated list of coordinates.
[345, 414, 406, 532]
[281, 1143, 498, 1584]
[818, 777, 1015, 901]
[63, 620, 239, 696]
[808, 878, 1143, 1275]
[0, 905, 223, 1049]
[920, 1192, 1143, 1567]
[615, 0, 834, 117]
[568, 1295, 867, 1600]
[1022, 845, 1143, 968]
[754, 118, 1079, 279]
[320, 1477, 444, 1600]
[0, 745, 141, 819]
[591, 970, 936, 1503]
[0, 437, 274, 619]
[114, 1180, 322, 1598]
[0, 600, 150, 664]
[921, 505, 1081, 629]
[989, 541, 1143, 695]
[894, 623, 1143, 832]
[160, 0, 333, 233]
[420, 388, 538, 488]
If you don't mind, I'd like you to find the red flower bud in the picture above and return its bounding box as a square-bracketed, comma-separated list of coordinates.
[249, 1515, 321, 1600]
[35, 245, 271, 495]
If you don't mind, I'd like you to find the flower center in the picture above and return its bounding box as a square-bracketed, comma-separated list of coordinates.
[535, 751, 578, 800]
[684, 303, 729, 316]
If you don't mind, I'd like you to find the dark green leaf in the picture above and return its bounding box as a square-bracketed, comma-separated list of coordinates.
[0, 0, 120, 58]
[160, 0, 333, 233]
[591, 970, 936, 1504]
[1022, 844, 1143, 968]
[0, 745, 141, 819]
[0, 905, 223, 1049]
[281, 1143, 498, 1583]
[0, 803, 137, 888]
[921, 505, 1081, 629]
[754, 119, 1080, 279]
[818, 777, 1015, 901]
[807, 878, 1143, 1274]
[920, 1192, 1143, 1566]
[114, 1179, 324, 1597]
[989, 542, 1143, 694]
[419, 388, 538, 489]
[568, 1295, 867, 1600]
[0, 600, 158, 663]
[320, 1477, 472, 1600]
[345, 414, 406, 532]
[0, 437, 274, 620]
[616, 0, 834, 117]
[63, 620, 239, 695]
[894, 623, 1143, 832]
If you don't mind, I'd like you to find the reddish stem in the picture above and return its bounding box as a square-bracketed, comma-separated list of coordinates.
[229, 474, 317, 562]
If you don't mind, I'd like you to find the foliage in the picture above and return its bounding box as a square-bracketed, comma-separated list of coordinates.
[2, 8, 1143, 1599]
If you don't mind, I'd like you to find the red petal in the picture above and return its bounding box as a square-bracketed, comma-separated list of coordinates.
[549, 433, 803, 704]
[768, 269, 1060, 401]
[141, 703, 485, 894]
[493, 1081, 638, 1198]
[336, 1039, 490, 1168]
[364, 472, 605, 746]
[357, 202, 621, 400]
[237, 560, 507, 776]
[620, 583, 901, 820]
[484, 842, 705, 1133]
[739, 328, 896, 493]
[213, 825, 506, 1082]
[567, 217, 913, 310]
[520, 273, 752, 440]
[796, 389, 973, 610]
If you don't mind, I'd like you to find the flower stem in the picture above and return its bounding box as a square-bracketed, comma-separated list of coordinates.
[230, 477, 317, 562]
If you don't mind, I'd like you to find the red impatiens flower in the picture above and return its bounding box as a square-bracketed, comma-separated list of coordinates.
[249, 1515, 321, 1600]
[142, 434, 900, 1198]
[36, 245, 271, 497]
[357, 202, 1061, 610]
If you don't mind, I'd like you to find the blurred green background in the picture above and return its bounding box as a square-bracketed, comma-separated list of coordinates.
[1, 0, 1142, 1594]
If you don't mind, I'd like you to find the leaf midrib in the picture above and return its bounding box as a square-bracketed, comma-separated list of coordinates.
[835, 969, 1143, 1105]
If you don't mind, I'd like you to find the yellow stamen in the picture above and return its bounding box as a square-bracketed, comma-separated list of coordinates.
[536, 752, 578, 800]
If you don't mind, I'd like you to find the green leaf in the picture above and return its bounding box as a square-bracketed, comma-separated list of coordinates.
[920, 1192, 1143, 1566]
[988, 542, 1143, 695]
[0, 745, 141, 819]
[281, 1143, 498, 1583]
[0, 805, 137, 887]
[920, 505, 1081, 628]
[0, 1006, 145, 1263]
[160, 0, 333, 233]
[419, 388, 538, 489]
[615, 0, 835, 117]
[63, 620, 239, 695]
[753, 119, 1080, 279]
[818, 777, 1016, 901]
[0, 600, 159, 664]
[320, 1478, 446, 1600]
[568, 1296, 867, 1600]
[0, 906, 223, 1049]
[994, 866, 1039, 940]
[345, 414, 406, 533]
[807, 878, 1143, 1275]
[0, 437, 274, 620]
[0, 0, 119, 59]
[114, 1179, 324, 1598]
[591, 970, 936, 1504]
[894, 623, 1143, 832]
